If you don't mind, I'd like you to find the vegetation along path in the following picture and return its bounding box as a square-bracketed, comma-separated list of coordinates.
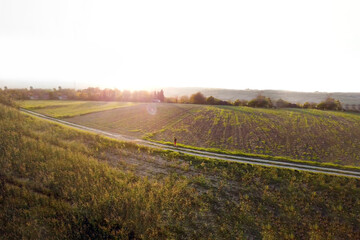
[21, 108, 360, 179]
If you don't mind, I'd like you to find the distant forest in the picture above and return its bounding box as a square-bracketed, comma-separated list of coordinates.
[183, 92, 345, 111]
[164, 87, 360, 106]
[1, 86, 359, 112]
[1, 87, 165, 103]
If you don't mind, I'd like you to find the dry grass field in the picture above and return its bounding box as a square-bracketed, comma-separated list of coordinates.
[1, 103, 360, 239]
[18, 100, 137, 118]
[43, 102, 360, 167]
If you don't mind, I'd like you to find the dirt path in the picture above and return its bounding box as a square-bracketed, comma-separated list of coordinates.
[20, 108, 360, 179]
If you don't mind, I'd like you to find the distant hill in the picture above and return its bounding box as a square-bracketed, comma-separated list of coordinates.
[164, 87, 360, 105]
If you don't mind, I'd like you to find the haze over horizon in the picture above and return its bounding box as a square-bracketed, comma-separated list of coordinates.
[3, 81, 360, 94]
[1, 0, 360, 93]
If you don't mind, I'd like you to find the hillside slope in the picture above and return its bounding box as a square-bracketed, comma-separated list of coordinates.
[164, 87, 360, 105]
[1, 104, 360, 239]
[64, 103, 360, 166]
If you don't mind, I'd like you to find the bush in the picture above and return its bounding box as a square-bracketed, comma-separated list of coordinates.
[206, 96, 231, 105]
[275, 99, 291, 108]
[248, 95, 273, 108]
[0, 92, 17, 108]
[317, 98, 342, 111]
[190, 92, 206, 104]
[303, 102, 317, 109]
[179, 95, 190, 104]
[233, 99, 248, 106]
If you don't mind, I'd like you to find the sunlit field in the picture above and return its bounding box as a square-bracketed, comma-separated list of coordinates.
[18, 100, 137, 118]
[1, 103, 360, 239]
[24, 100, 360, 167]
[68, 103, 200, 137]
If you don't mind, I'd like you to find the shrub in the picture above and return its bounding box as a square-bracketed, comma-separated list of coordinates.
[233, 99, 248, 106]
[303, 102, 317, 109]
[275, 99, 291, 108]
[317, 98, 342, 111]
[0, 92, 17, 108]
[179, 95, 190, 104]
[190, 92, 206, 104]
[206, 96, 231, 105]
[248, 94, 273, 108]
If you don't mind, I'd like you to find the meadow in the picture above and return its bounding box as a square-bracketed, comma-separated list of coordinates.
[1, 103, 360, 239]
[38, 101, 360, 167]
[18, 100, 137, 118]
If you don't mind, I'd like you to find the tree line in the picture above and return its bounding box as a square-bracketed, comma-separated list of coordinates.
[0, 87, 165, 103]
[173, 92, 345, 111]
[0, 87, 353, 111]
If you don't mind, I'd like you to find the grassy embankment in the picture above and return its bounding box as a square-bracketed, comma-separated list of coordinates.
[2, 103, 360, 239]
[18, 100, 137, 118]
[26, 101, 360, 167]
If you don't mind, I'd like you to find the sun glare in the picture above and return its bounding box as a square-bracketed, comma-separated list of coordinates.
[97, 80, 157, 92]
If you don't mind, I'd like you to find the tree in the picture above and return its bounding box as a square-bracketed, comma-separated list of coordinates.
[206, 96, 215, 105]
[158, 89, 165, 102]
[122, 90, 131, 101]
[276, 99, 291, 108]
[179, 95, 189, 103]
[152, 90, 165, 102]
[190, 92, 206, 104]
[234, 99, 248, 106]
[248, 94, 273, 108]
[0, 91, 16, 107]
[317, 98, 342, 111]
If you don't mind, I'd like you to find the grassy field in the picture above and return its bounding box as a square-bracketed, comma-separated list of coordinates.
[1, 103, 360, 239]
[17, 100, 137, 118]
[66, 103, 200, 137]
[43, 101, 360, 167]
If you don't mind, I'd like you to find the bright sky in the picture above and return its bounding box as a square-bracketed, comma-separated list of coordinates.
[0, 0, 360, 92]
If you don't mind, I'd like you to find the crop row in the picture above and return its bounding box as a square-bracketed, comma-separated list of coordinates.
[1, 104, 360, 239]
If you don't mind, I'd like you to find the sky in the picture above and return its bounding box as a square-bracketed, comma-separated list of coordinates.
[0, 0, 360, 92]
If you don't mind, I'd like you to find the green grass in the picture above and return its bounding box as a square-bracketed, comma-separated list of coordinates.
[1, 103, 360, 239]
[17, 100, 137, 118]
[154, 105, 360, 166]
[147, 139, 360, 172]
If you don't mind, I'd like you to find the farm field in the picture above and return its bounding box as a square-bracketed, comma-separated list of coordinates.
[17, 100, 137, 118]
[39, 101, 360, 167]
[1, 103, 360, 239]
[151, 106, 360, 167]
[67, 102, 201, 138]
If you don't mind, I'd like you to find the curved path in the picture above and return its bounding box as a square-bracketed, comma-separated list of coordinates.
[20, 108, 360, 179]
